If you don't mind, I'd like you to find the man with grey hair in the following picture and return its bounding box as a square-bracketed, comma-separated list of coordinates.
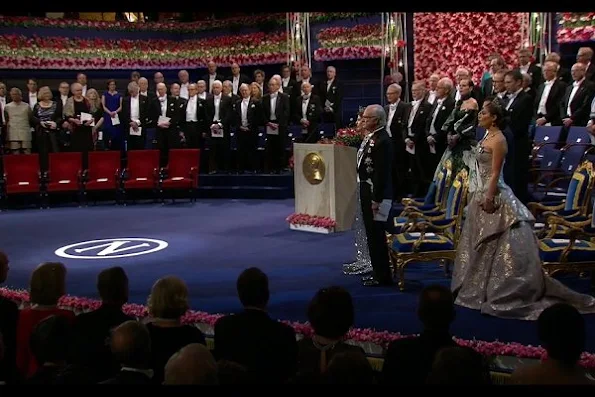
[205, 80, 232, 173]
[101, 321, 152, 384]
[384, 83, 407, 199]
[121, 81, 151, 150]
[163, 343, 218, 385]
[177, 69, 190, 99]
[319, 65, 343, 128]
[202, 60, 224, 93]
[426, 77, 455, 170]
[426, 73, 440, 104]
[358, 104, 394, 287]
[227, 62, 250, 96]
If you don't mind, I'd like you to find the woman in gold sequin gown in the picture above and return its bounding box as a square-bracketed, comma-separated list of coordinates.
[451, 99, 595, 320]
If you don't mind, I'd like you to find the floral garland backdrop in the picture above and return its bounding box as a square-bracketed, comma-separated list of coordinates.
[414, 13, 523, 83]
[2, 287, 595, 368]
[0, 13, 375, 34]
[0, 33, 287, 69]
[314, 24, 384, 62]
[557, 13, 595, 43]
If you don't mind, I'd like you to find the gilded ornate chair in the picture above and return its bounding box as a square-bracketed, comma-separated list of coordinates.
[389, 159, 453, 234]
[387, 168, 470, 291]
[528, 160, 595, 235]
[538, 214, 595, 291]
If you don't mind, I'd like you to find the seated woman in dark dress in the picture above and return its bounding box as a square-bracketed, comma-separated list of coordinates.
[144, 276, 206, 384]
[293, 286, 368, 383]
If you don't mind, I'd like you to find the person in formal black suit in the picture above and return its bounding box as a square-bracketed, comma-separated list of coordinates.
[382, 284, 457, 384]
[522, 73, 536, 104]
[181, 83, 208, 151]
[205, 80, 233, 173]
[384, 83, 408, 201]
[516, 47, 542, 92]
[481, 56, 507, 99]
[546, 52, 572, 84]
[577, 47, 595, 83]
[222, 80, 240, 104]
[0, 251, 18, 384]
[202, 60, 225, 94]
[358, 105, 394, 287]
[121, 82, 151, 151]
[561, 63, 595, 130]
[292, 65, 318, 99]
[318, 66, 343, 129]
[213, 267, 298, 384]
[294, 81, 322, 144]
[100, 321, 153, 385]
[151, 83, 184, 167]
[280, 64, 297, 101]
[262, 78, 290, 173]
[504, 69, 534, 204]
[151, 72, 166, 97]
[53, 81, 71, 108]
[405, 81, 434, 196]
[233, 83, 263, 173]
[535, 61, 567, 127]
[227, 62, 251, 96]
[69, 267, 132, 383]
[177, 69, 191, 100]
[426, 77, 456, 177]
[452, 68, 483, 104]
[138, 77, 156, 102]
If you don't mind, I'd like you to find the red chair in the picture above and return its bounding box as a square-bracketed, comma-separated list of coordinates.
[2, 154, 43, 206]
[84, 151, 122, 204]
[161, 149, 200, 202]
[45, 152, 84, 206]
[122, 150, 160, 201]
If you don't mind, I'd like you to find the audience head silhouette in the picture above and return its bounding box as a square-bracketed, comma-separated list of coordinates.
[97, 266, 129, 306]
[426, 346, 491, 384]
[237, 267, 270, 310]
[538, 303, 585, 368]
[29, 262, 67, 306]
[147, 276, 190, 320]
[163, 343, 218, 385]
[325, 350, 375, 384]
[110, 320, 151, 369]
[30, 314, 72, 366]
[418, 284, 455, 331]
[308, 286, 354, 340]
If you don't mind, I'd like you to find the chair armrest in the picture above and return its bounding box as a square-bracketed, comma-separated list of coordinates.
[401, 197, 426, 207]
[527, 201, 566, 216]
[545, 175, 572, 190]
[531, 141, 559, 157]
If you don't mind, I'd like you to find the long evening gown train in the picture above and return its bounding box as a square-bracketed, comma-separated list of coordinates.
[451, 147, 595, 320]
[342, 184, 372, 275]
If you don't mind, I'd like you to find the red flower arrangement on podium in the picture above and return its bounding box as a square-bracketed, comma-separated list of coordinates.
[286, 213, 337, 233]
[3, 286, 595, 368]
[0, 32, 287, 69]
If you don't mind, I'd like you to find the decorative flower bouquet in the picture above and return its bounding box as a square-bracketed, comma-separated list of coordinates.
[286, 213, 337, 232]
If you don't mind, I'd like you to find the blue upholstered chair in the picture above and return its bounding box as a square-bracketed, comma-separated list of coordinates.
[387, 168, 469, 291]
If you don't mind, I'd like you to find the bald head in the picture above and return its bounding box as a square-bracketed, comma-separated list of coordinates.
[110, 321, 151, 369]
[164, 343, 218, 385]
[156, 82, 167, 97]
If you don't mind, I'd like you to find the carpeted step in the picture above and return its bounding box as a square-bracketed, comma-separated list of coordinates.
[196, 185, 293, 199]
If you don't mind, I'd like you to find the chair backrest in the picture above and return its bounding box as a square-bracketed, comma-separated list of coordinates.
[87, 151, 121, 180]
[533, 126, 562, 145]
[49, 152, 82, 180]
[566, 126, 591, 146]
[564, 160, 595, 214]
[127, 150, 160, 179]
[3, 154, 39, 183]
[444, 168, 470, 244]
[475, 126, 486, 141]
[426, 158, 453, 207]
[559, 149, 585, 175]
[167, 149, 200, 177]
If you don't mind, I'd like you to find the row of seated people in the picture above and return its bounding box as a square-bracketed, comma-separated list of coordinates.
[0, 257, 589, 384]
[1, 149, 200, 206]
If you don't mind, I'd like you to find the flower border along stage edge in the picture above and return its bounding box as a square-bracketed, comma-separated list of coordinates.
[286, 213, 337, 234]
[2, 287, 595, 368]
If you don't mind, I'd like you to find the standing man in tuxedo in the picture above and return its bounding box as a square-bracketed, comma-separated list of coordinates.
[121, 81, 151, 151]
[503, 70, 534, 204]
[561, 63, 595, 131]
[202, 61, 225, 94]
[534, 61, 567, 127]
[358, 105, 394, 287]
[152, 82, 183, 167]
[234, 83, 263, 173]
[294, 81, 322, 143]
[181, 83, 208, 151]
[227, 62, 251, 96]
[262, 78, 290, 174]
[405, 81, 433, 196]
[577, 47, 595, 83]
[426, 77, 456, 176]
[318, 66, 343, 129]
[205, 80, 232, 174]
[384, 83, 408, 201]
[516, 48, 542, 92]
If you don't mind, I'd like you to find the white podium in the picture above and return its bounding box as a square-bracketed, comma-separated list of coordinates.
[292, 143, 358, 233]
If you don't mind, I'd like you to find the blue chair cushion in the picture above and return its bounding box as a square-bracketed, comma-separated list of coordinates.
[392, 233, 454, 253]
[539, 238, 595, 262]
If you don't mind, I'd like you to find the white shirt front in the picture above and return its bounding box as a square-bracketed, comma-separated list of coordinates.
[301, 95, 310, 119]
[282, 77, 290, 88]
[179, 83, 189, 100]
[455, 86, 461, 102]
[81, 85, 87, 96]
[159, 96, 167, 117]
[241, 98, 250, 127]
[28, 92, 37, 109]
[429, 98, 445, 135]
[567, 78, 585, 117]
[198, 92, 207, 100]
[186, 95, 197, 122]
[60, 94, 68, 106]
[427, 90, 437, 105]
[386, 100, 399, 137]
[537, 79, 555, 116]
[505, 88, 523, 111]
[130, 95, 140, 123]
[0, 96, 6, 124]
[209, 74, 217, 93]
[232, 76, 240, 95]
[213, 94, 221, 121]
[269, 92, 278, 120]
[408, 100, 420, 131]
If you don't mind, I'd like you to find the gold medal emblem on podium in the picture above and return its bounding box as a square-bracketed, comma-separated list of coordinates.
[303, 152, 325, 185]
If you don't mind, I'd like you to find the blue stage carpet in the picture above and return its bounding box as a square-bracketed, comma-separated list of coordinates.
[2, 199, 595, 352]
